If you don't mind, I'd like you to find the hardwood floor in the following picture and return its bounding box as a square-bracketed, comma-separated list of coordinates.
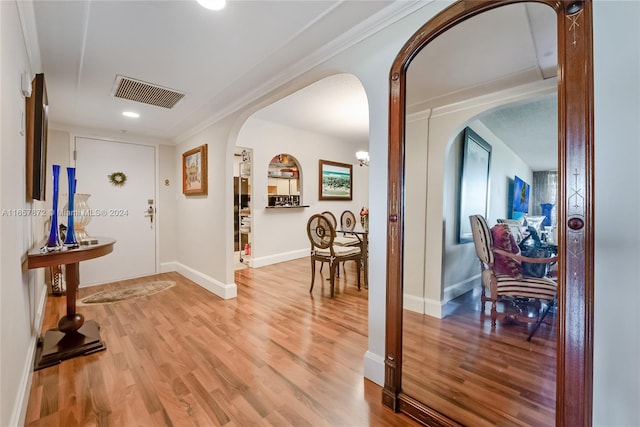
[402, 288, 557, 426]
[24, 258, 419, 427]
[25, 258, 556, 427]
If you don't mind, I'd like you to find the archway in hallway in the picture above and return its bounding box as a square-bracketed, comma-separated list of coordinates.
[231, 73, 370, 274]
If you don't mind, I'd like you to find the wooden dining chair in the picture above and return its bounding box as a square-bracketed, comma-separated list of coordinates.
[340, 210, 357, 231]
[319, 211, 359, 277]
[321, 211, 359, 246]
[307, 213, 362, 297]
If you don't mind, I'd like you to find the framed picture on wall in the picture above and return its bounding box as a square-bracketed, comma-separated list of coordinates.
[182, 144, 208, 196]
[458, 127, 491, 243]
[319, 159, 352, 200]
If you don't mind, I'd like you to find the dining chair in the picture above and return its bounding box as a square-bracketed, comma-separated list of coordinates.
[469, 214, 557, 329]
[318, 211, 360, 278]
[322, 211, 359, 246]
[340, 210, 357, 231]
[307, 213, 361, 297]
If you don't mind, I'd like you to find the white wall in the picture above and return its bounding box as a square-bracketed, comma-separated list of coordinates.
[0, 2, 47, 426]
[158, 144, 177, 266]
[593, 1, 640, 426]
[175, 115, 239, 299]
[236, 116, 368, 267]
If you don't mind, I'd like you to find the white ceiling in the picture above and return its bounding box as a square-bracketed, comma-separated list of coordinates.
[251, 73, 370, 145]
[29, 1, 557, 170]
[405, 2, 558, 171]
[29, 0, 402, 141]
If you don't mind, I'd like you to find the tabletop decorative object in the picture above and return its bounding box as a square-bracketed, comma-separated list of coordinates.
[45, 165, 63, 251]
[73, 193, 92, 242]
[63, 167, 79, 248]
[360, 207, 369, 232]
[540, 203, 554, 227]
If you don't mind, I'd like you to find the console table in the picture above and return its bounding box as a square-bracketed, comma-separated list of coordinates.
[28, 238, 115, 370]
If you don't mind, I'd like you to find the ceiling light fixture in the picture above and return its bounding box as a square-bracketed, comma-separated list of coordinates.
[122, 111, 140, 118]
[197, 0, 226, 11]
[356, 151, 369, 167]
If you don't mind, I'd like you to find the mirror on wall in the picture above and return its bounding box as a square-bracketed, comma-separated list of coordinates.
[391, 2, 573, 425]
[384, 0, 594, 424]
[383, 3, 592, 426]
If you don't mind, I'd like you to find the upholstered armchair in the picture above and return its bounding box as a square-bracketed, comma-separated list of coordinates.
[469, 214, 557, 328]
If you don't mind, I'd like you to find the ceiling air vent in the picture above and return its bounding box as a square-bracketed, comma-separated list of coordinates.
[111, 75, 185, 109]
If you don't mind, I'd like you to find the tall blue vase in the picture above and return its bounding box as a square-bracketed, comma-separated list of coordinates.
[63, 167, 79, 248]
[46, 165, 62, 251]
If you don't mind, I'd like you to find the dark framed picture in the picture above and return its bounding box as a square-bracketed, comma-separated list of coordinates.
[182, 144, 208, 196]
[319, 159, 352, 200]
[458, 127, 491, 243]
[25, 73, 48, 201]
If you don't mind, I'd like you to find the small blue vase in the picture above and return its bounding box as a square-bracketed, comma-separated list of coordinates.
[63, 167, 79, 248]
[46, 165, 62, 250]
[540, 203, 554, 227]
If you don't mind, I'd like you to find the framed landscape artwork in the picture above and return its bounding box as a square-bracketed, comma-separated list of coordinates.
[182, 144, 208, 196]
[319, 160, 352, 200]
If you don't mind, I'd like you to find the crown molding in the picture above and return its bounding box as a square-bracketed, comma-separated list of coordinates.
[174, 1, 433, 143]
[15, 0, 42, 75]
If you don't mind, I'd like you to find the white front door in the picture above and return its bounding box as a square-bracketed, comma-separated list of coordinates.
[74, 137, 156, 286]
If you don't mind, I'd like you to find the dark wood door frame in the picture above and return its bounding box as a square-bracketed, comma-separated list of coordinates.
[383, 1, 594, 426]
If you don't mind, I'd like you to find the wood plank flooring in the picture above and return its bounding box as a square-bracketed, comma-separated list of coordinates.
[25, 258, 556, 427]
[24, 258, 419, 427]
[402, 289, 556, 426]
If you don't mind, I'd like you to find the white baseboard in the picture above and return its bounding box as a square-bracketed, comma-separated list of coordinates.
[174, 261, 237, 300]
[403, 294, 443, 318]
[13, 283, 48, 427]
[443, 274, 479, 304]
[160, 261, 177, 273]
[250, 249, 308, 268]
[424, 298, 443, 319]
[403, 293, 424, 313]
[364, 350, 385, 386]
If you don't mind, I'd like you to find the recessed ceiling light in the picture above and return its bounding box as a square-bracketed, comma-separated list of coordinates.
[197, 0, 226, 11]
[122, 111, 140, 118]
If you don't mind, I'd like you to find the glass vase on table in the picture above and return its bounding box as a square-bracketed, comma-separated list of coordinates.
[63, 167, 79, 249]
[45, 165, 63, 251]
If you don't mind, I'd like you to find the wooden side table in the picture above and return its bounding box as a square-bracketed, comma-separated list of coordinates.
[28, 238, 115, 370]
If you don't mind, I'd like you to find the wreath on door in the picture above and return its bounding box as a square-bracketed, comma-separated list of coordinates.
[108, 171, 127, 187]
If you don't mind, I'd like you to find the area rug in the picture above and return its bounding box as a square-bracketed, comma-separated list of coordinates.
[78, 280, 175, 305]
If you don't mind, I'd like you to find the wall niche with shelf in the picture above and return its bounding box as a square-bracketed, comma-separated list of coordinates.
[267, 154, 305, 207]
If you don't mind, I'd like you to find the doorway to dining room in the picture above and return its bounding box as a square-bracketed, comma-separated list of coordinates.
[231, 73, 370, 272]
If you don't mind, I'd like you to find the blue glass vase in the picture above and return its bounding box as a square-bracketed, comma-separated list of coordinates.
[63, 167, 79, 248]
[46, 165, 62, 251]
[540, 203, 554, 227]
